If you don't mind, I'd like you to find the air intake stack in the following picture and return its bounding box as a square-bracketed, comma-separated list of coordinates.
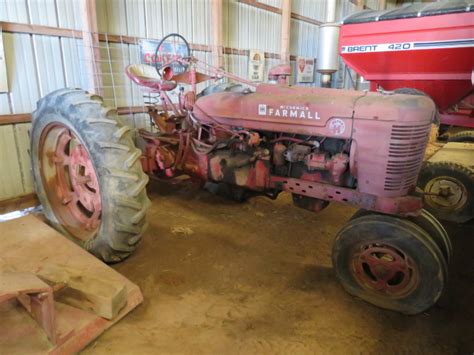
[317, 23, 340, 87]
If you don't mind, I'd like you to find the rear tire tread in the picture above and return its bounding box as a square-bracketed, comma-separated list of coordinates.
[31, 88, 150, 263]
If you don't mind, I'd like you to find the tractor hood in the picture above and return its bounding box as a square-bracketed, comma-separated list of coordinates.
[193, 83, 435, 139]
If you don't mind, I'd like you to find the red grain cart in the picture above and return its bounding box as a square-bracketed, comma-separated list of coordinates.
[339, 1, 474, 223]
[340, 1, 474, 128]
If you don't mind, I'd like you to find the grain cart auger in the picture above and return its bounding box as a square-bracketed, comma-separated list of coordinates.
[31, 33, 451, 315]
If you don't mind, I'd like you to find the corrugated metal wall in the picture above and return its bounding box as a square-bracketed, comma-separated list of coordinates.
[0, 0, 361, 202]
[0, 0, 85, 200]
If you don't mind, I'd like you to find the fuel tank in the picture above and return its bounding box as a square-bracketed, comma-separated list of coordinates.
[193, 84, 436, 197]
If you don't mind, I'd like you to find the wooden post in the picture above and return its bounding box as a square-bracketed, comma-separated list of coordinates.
[211, 0, 224, 68]
[80, 0, 102, 95]
[379, 0, 386, 10]
[280, 0, 291, 64]
[355, 0, 364, 10]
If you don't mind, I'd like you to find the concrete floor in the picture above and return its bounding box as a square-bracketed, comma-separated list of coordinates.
[84, 179, 474, 354]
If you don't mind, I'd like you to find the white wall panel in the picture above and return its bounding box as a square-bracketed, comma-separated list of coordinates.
[292, 0, 326, 22]
[144, 0, 165, 39]
[13, 122, 33, 194]
[0, 0, 80, 29]
[61, 37, 88, 88]
[161, 0, 179, 34]
[126, 0, 146, 37]
[0, 93, 10, 114]
[3, 33, 40, 113]
[28, 0, 58, 26]
[191, 0, 210, 44]
[0, 125, 27, 200]
[56, 0, 83, 30]
[0, 0, 29, 23]
[33, 35, 66, 96]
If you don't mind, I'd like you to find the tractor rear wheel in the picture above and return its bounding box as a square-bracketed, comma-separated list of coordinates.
[418, 162, 473, 223]
[332, 213, 447, 314]
[31, 88, 150, 263]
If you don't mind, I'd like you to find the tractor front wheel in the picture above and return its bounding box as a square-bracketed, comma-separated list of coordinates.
[31, 89, 150, 262]
[332, 213, 447, 314]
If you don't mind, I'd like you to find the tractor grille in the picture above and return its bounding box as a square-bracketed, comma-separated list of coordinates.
[384, 123, 431, 191]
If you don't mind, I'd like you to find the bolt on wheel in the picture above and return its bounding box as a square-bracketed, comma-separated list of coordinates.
[424, 176, 467, 210]
[333, 213, 447, 314]
[352, 242, 418, 298]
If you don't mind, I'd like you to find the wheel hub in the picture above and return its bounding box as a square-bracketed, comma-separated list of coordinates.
[40, 124, 102, 241]
[352, 243, 418, 297]
[425, 176, 467, 210]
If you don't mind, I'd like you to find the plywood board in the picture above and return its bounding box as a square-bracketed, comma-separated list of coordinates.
[0, 214, 143, 354]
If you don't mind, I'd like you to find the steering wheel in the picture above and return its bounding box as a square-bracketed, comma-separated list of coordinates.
[154, 33, 191, 78]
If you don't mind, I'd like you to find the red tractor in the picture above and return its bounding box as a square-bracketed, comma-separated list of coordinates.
[31, 34, 450, 315]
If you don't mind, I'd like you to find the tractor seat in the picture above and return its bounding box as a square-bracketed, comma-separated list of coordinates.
[125, 64, 177, 92]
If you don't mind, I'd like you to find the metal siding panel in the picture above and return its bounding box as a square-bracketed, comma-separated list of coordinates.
[13, 123, 34, 194]
[28, 0, 58, 26]
[195, 0, 210, 45]
[4, 33, 40, 113]
[102, 0, 127, 35]
[126, 0, 146, 37]
[96, 0, 109, 33]
[259, 0, 281, 7]
[61, 37, 88, 88]
[145, 0, 165, 39]
[0, 94, 10, 114]
[0, 125, 25, 200]
[56, 0, 83, 30]
[33, 35, 66, 97]
[177, 0, 194, 43]
[161, 0, 179, 34]
[0, 0, 29, 23]
[226, 0, 239, 49]
[128, 43, 145, 106]
[292, 0, 326, 22]
[99, 40, 135, 107]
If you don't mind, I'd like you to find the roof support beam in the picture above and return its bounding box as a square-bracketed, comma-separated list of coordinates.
[280, 0, 291, 65]
[211, 0, 224, 68]
[80, 0, 102, 95]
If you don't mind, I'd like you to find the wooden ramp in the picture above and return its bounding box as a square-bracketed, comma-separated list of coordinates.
[0, 214, 143, 354]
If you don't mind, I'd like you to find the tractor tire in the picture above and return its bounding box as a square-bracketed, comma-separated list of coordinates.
[332, 214, 447, 315]
[350, 209, 452, 263]
[418, 162, 473, 223]
[447, 130, 474, 143]
[31, 88, 150, 263]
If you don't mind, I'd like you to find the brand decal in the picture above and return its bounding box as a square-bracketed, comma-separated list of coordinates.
[258, 104, 320, 120]
[329, 118, 345, 135]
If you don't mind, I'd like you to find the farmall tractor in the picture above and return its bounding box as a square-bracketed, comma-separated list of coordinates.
[30, 34, 451, 315]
